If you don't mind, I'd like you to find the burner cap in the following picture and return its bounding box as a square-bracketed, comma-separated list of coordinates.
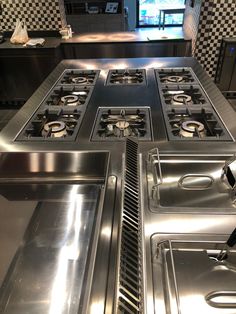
[114, 121, 132, 137]
[111, 72, 143, 84]
[172, 94, 192, 105]
[166, 75, 184, 83]
[43, 121, 67, 138]
[115, 121, 130, 130]
[61, 95, 80, 106]
[71, 77, 87, 84]
[180, 120, 205, 138]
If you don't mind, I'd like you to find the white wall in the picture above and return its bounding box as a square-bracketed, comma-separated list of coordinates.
[124, 0, 136, 31]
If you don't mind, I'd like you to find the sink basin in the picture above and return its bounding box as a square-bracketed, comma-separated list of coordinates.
[147, 151, 236, 214]
[0, 151, 111, 313]
[151, 233, 236, 314]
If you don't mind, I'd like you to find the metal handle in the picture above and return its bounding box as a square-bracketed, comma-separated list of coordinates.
[206, 291, 236, 308]
[149, 148, 163, 200]
[178, 174, 214, 190]
[217, 227, 236, 261]
[152, 148, 163, 186]
[222, 154, 236, 187]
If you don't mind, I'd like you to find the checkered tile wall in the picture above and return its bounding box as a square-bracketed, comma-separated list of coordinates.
[194, 0, 236, 78]
[0, 0, 67, 31]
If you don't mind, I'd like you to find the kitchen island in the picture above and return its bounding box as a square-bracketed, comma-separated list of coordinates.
[0, 58, 236, 313]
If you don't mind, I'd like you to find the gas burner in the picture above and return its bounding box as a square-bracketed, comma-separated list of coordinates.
[156, 68, 196, 84]
[165, 108, 232, 141]
[91, 107, 152, 141]
[60, 95, 80, 106]
[45, 86, 93, 107]
[179, 120, 205, 138]
[113, 120, 132, 137]
[16, 108, 83, 141]
[58, 69, 100, 85]
[71, 77, 88, 84]
[42, 121, 67, 138]
[161, 85, 207, 106]
[165, 75, 185, 83]
[172, 94, 192, 105]
[107, 69, 146, 86]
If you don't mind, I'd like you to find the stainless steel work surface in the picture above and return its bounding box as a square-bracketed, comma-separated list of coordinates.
[0, 196, 36, 286]
[152, 234, 236, 314]
[147, 153, 236, 213]
[0, 183, 103, 314]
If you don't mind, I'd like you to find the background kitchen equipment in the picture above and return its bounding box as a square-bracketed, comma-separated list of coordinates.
[0, 31, 5, 44]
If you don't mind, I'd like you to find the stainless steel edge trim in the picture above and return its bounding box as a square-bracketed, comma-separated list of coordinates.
[140, 153, 147, 314]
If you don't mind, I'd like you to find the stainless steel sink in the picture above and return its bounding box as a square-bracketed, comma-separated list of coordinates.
[151, 233, 236, 314]
[146, 150, 236, 213]
[0, 151, 112, 314]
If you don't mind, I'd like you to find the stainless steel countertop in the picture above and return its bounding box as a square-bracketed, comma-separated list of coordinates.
[61, 28, 190, 44]
[0, 29, 190, 51]
[1, 57, 236, 154]
[1, 57, 236, 313]
[0, 37, 61, 50]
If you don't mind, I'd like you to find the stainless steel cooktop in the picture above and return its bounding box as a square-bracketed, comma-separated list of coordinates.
[58, 69, 100, 85]
[91, 107, 152, 141]
[15, 69, 97, 141]
[156, 67, 233, 141]
[106, 69, 147, 86]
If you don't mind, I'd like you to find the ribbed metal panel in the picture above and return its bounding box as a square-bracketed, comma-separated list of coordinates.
[118, 139, 143, 313]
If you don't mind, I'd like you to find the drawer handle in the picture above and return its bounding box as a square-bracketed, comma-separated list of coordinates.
[206, 291, 236, 308]
[178, 174, 214, 190]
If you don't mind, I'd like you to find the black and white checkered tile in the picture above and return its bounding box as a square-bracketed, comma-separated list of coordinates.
[0, 0, 66, 31]
[195, 0, 236, 78]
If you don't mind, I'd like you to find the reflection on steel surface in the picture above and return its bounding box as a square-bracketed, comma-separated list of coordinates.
[0, 184, 102, 313]
[0, 151, 109, 313]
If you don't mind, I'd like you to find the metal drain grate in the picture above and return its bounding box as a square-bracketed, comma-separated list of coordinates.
[118, 138, 143, 313]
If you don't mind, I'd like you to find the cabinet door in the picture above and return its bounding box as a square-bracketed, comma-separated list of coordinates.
[0, 51, 61, 101]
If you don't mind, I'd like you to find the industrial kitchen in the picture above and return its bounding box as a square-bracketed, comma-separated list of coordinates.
[0, 1, 236, 314]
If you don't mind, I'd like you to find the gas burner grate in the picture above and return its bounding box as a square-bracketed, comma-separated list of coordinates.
[91, 107, 152, 141]
[58, 69, 100, 85]
[44, 86, 93, 107]
[156, 67, 197, 84]
[106, 69, 146, 86]
[165, 108, 232, 141]
[16, 108, 82, 141]
[160, 85, 208, 106]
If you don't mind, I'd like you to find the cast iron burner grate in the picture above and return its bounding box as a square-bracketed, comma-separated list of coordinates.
[161, 85, 208, 106]
[166, 107, 232, 140]
[156, 67, 197, 84]
[91, 107, 152, 141]
[58, 69, 100, 85]
[106, 69, 146, 85]
[17, 108, 82, 141]
[44, 86, 93, 107]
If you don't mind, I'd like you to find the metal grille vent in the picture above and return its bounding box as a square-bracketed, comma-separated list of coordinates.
[118, 138, 143, 313]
